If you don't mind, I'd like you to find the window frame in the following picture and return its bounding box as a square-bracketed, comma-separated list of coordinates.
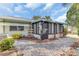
[10, 26, 24, 31]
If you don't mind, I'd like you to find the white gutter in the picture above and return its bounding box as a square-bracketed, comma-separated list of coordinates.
[0, 22, 30, 26]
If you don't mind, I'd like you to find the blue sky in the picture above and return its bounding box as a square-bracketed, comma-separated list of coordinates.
[0, 3, 71, 22]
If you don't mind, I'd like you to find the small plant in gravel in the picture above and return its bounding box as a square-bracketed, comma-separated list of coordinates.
[12, 32, 22, 39]
[63, 47, 77, 56]
[71, 39, 79, 48]
[16, 51, 24, 56]
[0, 38, 15, 51]
[53, 47, 77, 56]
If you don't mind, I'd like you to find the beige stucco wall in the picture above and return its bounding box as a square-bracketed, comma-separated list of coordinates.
[4, 25, 29, 34]
[0, 22, 30, 36]
[5, 26, 30, 35]
[0, 25, 3, 34]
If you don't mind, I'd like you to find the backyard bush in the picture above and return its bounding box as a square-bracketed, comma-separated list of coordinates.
[0, 38, 14, 51]
[77, 29, 79, 36]
[12, 32, 22, 39]
[64, 28, 68, 36]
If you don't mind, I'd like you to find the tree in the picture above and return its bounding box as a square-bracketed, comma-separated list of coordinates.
[66, 3, 79, 35]
[45, 16, 52, 21]
[33, 16, 52, 21]
[62, 3, 70, 7]
[33, 16, 41, 20]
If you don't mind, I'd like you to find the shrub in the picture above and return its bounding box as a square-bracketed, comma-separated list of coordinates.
[77, 29, 79, 35]
[12, 32, 22, 39]
[64, 28, 68, 36]
[0, 38, 14, 51]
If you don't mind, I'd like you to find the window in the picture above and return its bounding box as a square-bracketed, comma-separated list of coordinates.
[33, 23, 39, 34]
[59, 24, 61, 33]
[34, 24, 36, 34]
[36, 23, 37, 34]
[32, 23, 34, 33]
[10, 26, 17, 31]
[57, 24, 59, 33]
[42, 22, 48, 34]
[48, 23, 52, 34]
[37, 23, 39, 34]
[61, 25, 64, 32]
[10, 26, 24, 31]
[18, 26, 24, 31]
[54, 23, 57, 34]
[56, 24, 57, 34]
[39, 22, 41, 34]
[52, 24, 54, 34]
[59, 24, 63, 33]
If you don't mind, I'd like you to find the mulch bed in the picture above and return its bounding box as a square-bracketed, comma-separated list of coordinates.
[0, 48, 17, 56]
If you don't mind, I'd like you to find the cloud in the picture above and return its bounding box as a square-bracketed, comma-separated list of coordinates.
[24, 3, 41, 10]
[0, 3, 70, 20]
[50, 6, 68, 21]
[54, 14, 66, 23]
[0, 4, 14, 13]
[14, 5, 24, 12]
[5, 7, 13, 13]
[0, 4, 12, 7]
[13, 14, 22, 17]
[43, 3, 54, 10]
[52, 7, 67, 16]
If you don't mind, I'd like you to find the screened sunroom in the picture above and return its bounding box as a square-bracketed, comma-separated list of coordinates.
[32, 18, 64, 40]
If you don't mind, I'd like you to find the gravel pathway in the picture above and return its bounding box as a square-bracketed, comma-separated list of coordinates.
[14, 37, 75, 50]
[12, 37, 76, 56]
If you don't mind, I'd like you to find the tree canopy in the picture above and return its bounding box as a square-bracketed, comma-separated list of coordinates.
[66, 3, 79, 35]
[33, 16, 41, 20]
[67, 3, 79, 27]
[45, 16, 52, 21]
[32, 16, 52, 21]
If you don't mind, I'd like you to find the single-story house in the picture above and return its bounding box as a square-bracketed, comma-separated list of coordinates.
[0, 16, 64, 40]
[0, 16, 31, 36]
